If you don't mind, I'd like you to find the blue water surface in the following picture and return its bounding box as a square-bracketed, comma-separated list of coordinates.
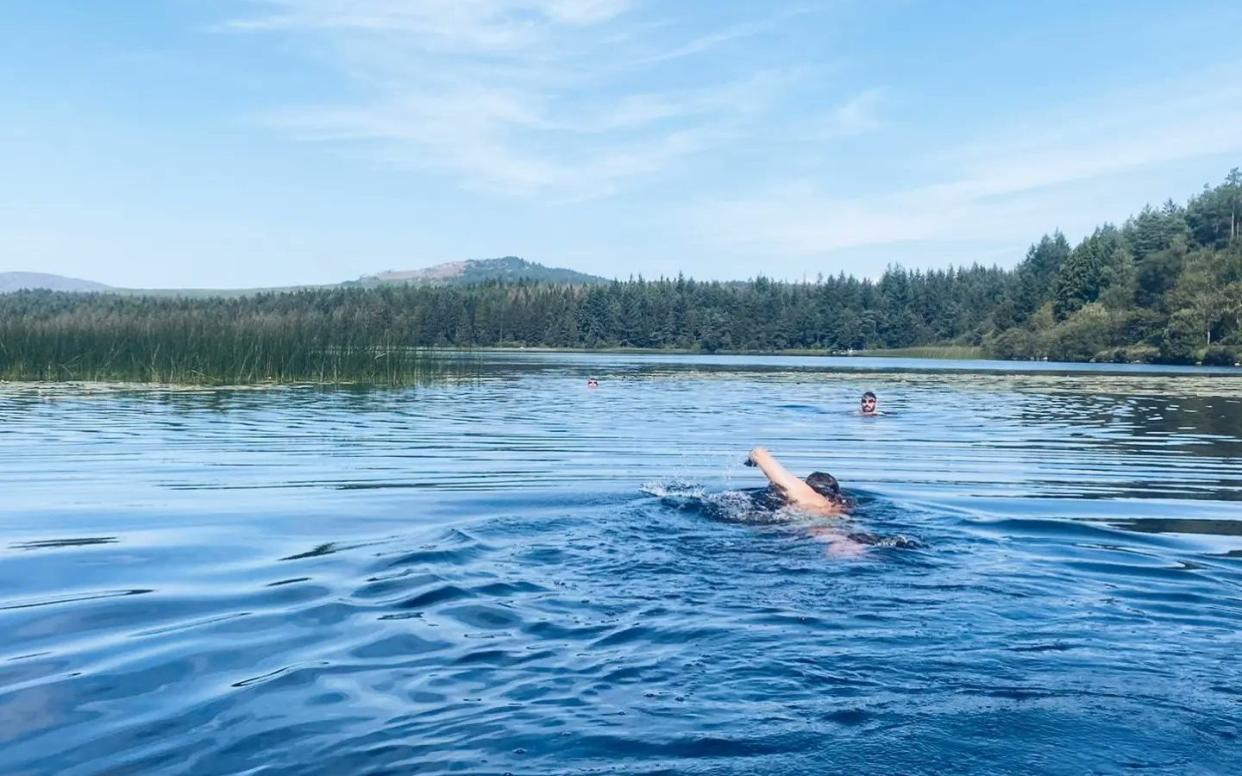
[1, 354, 1241, 775]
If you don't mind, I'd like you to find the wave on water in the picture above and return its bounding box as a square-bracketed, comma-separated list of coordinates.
[641, 478, 788, 524]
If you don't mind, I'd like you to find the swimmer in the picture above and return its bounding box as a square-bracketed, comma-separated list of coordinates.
[587, 378, 599, 389]
[745, 447, 846, 516]
[860, 391, 879, 415]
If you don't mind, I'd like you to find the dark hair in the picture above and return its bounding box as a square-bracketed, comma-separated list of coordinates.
[805, 471, 841, 498]
[862, 391, 877, 401]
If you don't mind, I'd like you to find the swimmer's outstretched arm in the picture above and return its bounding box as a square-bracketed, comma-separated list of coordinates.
[747, 447, 840, 514]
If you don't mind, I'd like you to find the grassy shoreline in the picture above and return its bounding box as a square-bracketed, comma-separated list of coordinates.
[0, 344, 989, 385]
[5, 343, 1236, 387]
[838, 345, 986, 360]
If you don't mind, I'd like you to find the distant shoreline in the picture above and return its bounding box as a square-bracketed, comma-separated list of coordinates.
[467, 344, 987, 360]
[467, 344, 1242, 367]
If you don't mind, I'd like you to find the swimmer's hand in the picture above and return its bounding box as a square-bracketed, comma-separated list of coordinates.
[744, 446, 769, 467]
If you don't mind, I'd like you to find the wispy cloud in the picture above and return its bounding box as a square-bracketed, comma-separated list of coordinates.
[817, 87, 886, 139]
[272, 90, 728, 198]
[230, 0, 633, 46]
[693, 66, 1242, 265]
[230, 1, 852, 197]
[781, 87, 887, 143]
[619, 10, 804, 69]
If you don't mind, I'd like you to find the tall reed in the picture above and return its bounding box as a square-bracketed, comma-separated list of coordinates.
[0, 290, 467, 384]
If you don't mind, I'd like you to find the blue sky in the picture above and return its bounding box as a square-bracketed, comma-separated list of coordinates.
[3, 0, 1241, 288]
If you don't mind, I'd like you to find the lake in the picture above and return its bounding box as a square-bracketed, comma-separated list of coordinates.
[2, 353, 1241, 775]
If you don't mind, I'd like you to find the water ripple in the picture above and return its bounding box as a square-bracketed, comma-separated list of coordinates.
[1, 356, 1241, 774]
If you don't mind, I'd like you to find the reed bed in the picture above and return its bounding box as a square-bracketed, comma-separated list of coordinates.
[0, 291, 467, 385]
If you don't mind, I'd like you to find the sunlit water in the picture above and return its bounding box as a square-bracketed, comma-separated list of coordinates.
[2, 353, 1241, 775]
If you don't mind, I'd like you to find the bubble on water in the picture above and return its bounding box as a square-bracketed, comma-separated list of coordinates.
[640, 478, 705, 500]
[847, 532, 923, 549]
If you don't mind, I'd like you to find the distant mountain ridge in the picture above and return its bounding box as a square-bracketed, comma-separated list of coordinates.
[351, 257, 607, 287]
[0, 272, 111, 293]
[0, 257, 608, 295]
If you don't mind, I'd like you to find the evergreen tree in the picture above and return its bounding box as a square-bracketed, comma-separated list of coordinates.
[1053, 226, 1124, 319]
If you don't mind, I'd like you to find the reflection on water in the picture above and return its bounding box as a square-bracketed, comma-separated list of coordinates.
[1, 354, 1240, 774]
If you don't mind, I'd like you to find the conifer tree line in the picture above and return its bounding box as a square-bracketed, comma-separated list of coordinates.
[0, 170, 1239, 382]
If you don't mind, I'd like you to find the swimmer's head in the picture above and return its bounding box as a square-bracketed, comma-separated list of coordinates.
[861, 391, 877, 414]
[805, 471, 841, 499]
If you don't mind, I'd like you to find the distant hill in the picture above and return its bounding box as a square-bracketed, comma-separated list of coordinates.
[1, 257, 606, 297]
[0, 272, 111, 293]
[352, 257, 608, 287]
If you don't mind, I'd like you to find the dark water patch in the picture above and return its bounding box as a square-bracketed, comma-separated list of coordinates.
[0, 588, 153, 612]
[281, 535, 396, 562]
[397, 584, 476, 609]
[231, 663, 305, 688]
[352, 570, 445, 599]
[846, 531, 923, 549]
[336, 481, 439, 490]
[383, 544, 493, 568]
[441, 603, 523, 630]
[129, 611, 254, 638]
[281, 543, 337, 561]
[823, 707, 874, 726]
[964, 515, 1180, 544]
[348, 632, 451, 659]
[1008, 641, 1079, 653]
[8, 537, 117, 550]
[1113, 517, 1242, 537]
